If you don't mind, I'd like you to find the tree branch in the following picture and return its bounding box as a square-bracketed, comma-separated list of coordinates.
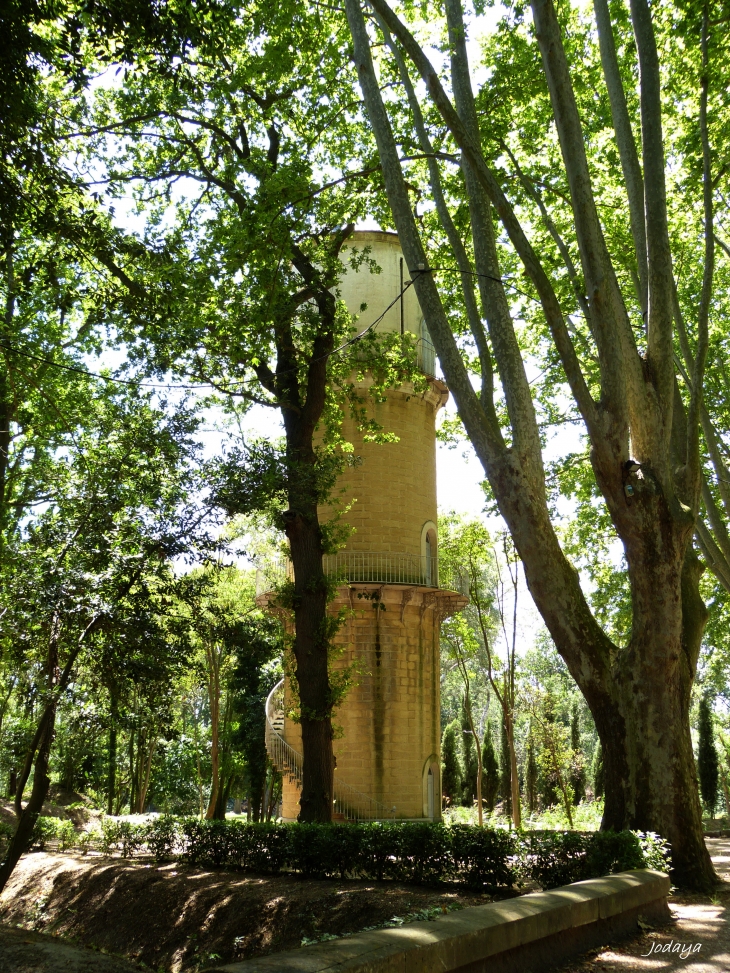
[593, 0, 648, 315]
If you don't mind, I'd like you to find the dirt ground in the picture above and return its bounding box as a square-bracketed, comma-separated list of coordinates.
[2, 840, 728, 973]
[0, 852, 491, 972]
[556, 838, 730, 973]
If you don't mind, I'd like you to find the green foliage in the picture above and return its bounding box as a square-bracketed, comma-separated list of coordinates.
[30, 816, 65, 850]
[698, 694, 719, 816]
[0, 822, 14, 857]
[41, 816, 667, 890]
[481, 723, 500, 813]
[526, 732, 539, 814]
[592, 745, 605, 800]
[460, 701, 479, 807]
[499, 709, 512, 817]
[56, 820, 77, 852]
[449, 825, 516, 890]
[569, 704, 586, 806]
[518, 830, 669, 890]
[441, 719, 462, 805]
[76, 830, 95, 855]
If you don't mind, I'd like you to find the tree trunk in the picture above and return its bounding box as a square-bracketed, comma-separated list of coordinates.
[595, 536, 713, 888]
[0, 614, 61, 895]
[0, 706, 55, 893]
[284, 509, 334, 822]
[506, 711, 521, 829]
[205, 644, 221, 819]
[107, 691, 118, 816]
[137, 732, 156, 813]
[127, 734, 134, 813]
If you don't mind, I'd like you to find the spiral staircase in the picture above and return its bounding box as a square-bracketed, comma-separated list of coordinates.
[265, 679, 396, 821]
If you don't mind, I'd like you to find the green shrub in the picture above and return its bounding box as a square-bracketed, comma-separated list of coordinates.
[183, 819, 231, 867]
[519, 831, 594, 888]
[31, 816, 62, 850]
[450, 825, 517, 889]
[57, 820, 76, 852]
[383, 823, 454, 885]
[116, 821, 145, 858]
[284, 822, 356, 878]
[76, 830, 96, 855]
[43, 813, 670, 892]
[145, 816, 180, 861]
[518, 830, 668, 889]
[100, 818, 120, 855]
[357, 821, 395, 881]
[237, 821, 289, 873]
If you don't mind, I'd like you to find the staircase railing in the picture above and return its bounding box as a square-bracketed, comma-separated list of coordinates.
[265, 679, 396, 822]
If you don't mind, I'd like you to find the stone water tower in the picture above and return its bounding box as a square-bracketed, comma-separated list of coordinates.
[262, 231, 466, 821]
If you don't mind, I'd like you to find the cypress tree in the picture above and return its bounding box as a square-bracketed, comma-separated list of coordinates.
[538, 694, 558, 807]
[697, 693, 719, 817]
[569, 702, 586, 805]
[499, 709, 512, 818]
[460, 699, 478, 807]
[481, 720, 500, 812]
[526, 730, 538, 813]
[592, 743, 604, 800]
[441, 719, 462, 806]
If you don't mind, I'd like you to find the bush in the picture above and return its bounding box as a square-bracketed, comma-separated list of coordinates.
[383, 823, 454, 885]
[450, 825, 517, 889]
[31, 816, 62, 850]
[100, 818, 120, 855]
[146, 816, 180, 861]
[286, 822, 360, 879]
[57, 820, 77, 852]
[635, 831, 672, 872]
[236, 821, 289, 873]
[183, 819, 230, 867]
[76, 830, 96, 855]
[41, 814, 669, 892]
[518, 830, 667, 889]
[116, 821, 145, 858]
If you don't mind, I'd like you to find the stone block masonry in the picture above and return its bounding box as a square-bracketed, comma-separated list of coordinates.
[208, 869, 670, 973]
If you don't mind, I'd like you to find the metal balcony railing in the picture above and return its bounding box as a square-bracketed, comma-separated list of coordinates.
[256, 551, 461, 596]
[265, 680, 396, 821]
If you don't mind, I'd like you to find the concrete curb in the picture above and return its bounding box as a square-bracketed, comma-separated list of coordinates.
[208, 869, 670, 973]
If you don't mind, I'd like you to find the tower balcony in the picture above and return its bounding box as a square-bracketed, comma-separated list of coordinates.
[256, 550, 464, 597]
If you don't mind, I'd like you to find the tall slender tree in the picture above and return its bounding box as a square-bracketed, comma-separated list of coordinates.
[697, 693, 719, 817]
[481, 722, 500, 813]
[345, 0, 723, 885]
[441, 719, 462, 806]
[570, 703, 586, 805]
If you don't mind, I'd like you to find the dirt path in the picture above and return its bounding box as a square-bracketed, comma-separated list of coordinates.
[0, 852, 489, 972]
[0, 925, 140, 973]
[3, 842, 727, 973]
[558, 838, 730, 973]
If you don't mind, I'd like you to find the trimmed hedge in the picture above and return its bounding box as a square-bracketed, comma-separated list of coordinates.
[71, 818, 668, 891]
[13, 816, 670, 891]
[517, 830, 669, 889]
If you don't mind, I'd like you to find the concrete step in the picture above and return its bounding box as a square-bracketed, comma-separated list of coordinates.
[207, 869, 670, 973]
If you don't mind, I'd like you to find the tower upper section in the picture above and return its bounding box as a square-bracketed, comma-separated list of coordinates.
[322, 231, 447, 569]
[338, 230, 435, 376]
